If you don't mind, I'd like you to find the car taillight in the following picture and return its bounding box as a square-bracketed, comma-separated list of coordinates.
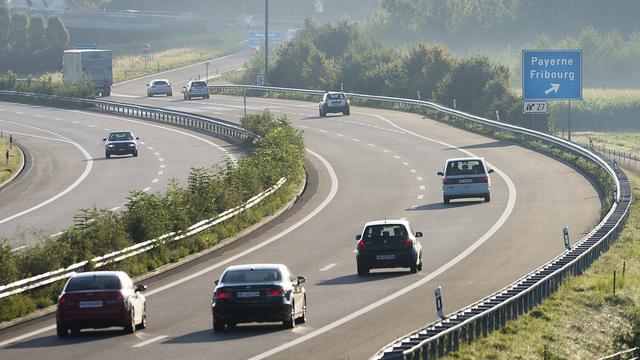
[357, 239, 367, 249]
[403, 237, 413, 247]
[214, 291, 232, 299]
[265, 289, 284, 297]
[443, 178, 452, 185]
[58, 294, 68, 305]
[481, 176, 488, 183]
[106, 292, 125, 305]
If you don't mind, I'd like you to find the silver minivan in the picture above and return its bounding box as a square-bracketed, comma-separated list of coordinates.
[437, 157, 494, 204]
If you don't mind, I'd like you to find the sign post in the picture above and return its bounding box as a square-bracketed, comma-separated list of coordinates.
[435, 286, 444, 320]
[142, 43, 152, 69]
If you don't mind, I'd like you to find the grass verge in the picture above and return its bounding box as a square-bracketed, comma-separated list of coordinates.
[445, 173, 639, 359]
[0, 137, 21, 184]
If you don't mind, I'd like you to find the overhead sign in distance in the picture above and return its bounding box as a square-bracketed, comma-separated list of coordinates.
[522, 101, 549, 114]
[522, 50, 582, 100]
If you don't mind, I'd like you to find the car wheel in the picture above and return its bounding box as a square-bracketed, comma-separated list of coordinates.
[136, 307, 147, 330]
[443, 196, 450, 204]
[206, 94, 210, 99]
[417, 255, 423, 271]
[147, 92, 152, 97]
[184, 94, 187, 100]
[168, 92, 172, 97]
[56, 323, 68, 338]
[213, 319, 225, 332]
[343, 108, 350, 116]
[295, 296, 307, 324]
[410, 262, 418, 274]
[105, 152, 111, 159]
[133, 150, 138, 157]
[70, 327, 81, 336]
[124, 311, 136, 333]
[484, 194, 491, 202]
[283, 303, 295, 329]
[357, 262, 369, 276]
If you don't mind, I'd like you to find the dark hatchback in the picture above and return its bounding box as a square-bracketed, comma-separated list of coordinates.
[356, 219, 424, 276]
[56, 271, 147, 337]
[211, 264, 307, 331]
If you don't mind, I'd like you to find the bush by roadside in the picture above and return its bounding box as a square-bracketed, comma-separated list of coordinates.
[0, 137, 21, 184]
[0, 109, 305, 322]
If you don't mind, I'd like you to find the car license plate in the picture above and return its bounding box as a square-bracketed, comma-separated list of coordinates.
[376, 254, 396, 260]
[79, 300, 103, 308]
[237, 291, 260, 298]
[459, 179, 473, 183]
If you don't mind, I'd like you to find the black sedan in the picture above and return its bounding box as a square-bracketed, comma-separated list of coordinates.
[211, 264, 307, 331]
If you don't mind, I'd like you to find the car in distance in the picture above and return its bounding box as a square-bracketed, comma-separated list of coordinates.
[183, 80, 210, 100]
[104, 131, 139, 158]
[437, 157, 494, 204]
[56, 271, 147, 337]
[355, 219, 423, 276]
[146, 79, 172, 97]
[319, 91, 350, 117]
[211, 264, 307, 331]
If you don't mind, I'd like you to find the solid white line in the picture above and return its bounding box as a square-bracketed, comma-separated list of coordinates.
[0, 325, 56, 348]
[319, 129, 327, 133]
[319, 263, 337, 272]
[248, 112, 517, 360]
[87, 124, 95, 128]
[110, 206, 120, 212]
[132, 335, 168, 348]
[0, 133, 93, 225]
[15, 111, 23, 114]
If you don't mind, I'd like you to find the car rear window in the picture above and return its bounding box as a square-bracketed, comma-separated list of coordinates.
[192, 81, 207, 87]
[222, 269, 281, 283]
[65, 276, 121, 291]
[152, 80, 168, 86]
[109, 132, 133, 141]
[363, 224, 408, 241]
[445, 160, 485, 176]
[327, 93, 344, 100]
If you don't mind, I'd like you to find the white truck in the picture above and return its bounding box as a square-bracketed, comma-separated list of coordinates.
[63, 49, 113, 96]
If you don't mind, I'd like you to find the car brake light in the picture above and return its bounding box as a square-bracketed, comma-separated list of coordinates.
[357, 239, 366, 249]
[214, 291, 232, 299]
[265, 289, 284, 297]
[403, 237, 413, 247]
[443, 178, 452, 185]
[107, 292, 125, 305]
[481, 176, 488, 183]
[58, 294, 67, 305]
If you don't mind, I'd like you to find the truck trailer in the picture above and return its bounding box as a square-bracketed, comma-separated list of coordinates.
[63, 49, 113, 96]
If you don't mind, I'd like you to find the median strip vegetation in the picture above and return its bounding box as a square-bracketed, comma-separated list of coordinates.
[0, 109, 305, 323]
[0, 137, 21, 185]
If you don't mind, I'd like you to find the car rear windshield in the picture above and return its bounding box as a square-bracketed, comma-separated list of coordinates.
[363, 224, 408, 241]
[152, 80, 168, 86]
[327, 93, 345, 100]
[221, 269, 282, 283]
[109, 132, 133, 141]
[65, 276, 121, 292]
[445, 160, 485, 176]
[192, 81, 207, 87]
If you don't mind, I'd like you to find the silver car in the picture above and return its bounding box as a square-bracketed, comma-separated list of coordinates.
[183, 80, 210, 100]
[146, 79, 172, 96]
[319, 91, 350, 117]
[437, 157, 494, 204]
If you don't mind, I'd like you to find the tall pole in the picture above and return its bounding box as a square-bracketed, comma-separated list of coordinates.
[568, 100, 572, 141]
[264, 0, 269, 85]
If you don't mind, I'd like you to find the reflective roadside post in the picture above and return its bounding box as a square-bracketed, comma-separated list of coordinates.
[9, 134, 12, 150]
[205, 61, 209, 80]
[563, 226, 571, 250]
[435, 286, 444, 320]
[5, 149, 8, 166]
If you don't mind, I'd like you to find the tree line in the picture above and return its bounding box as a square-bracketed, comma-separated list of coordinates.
[0, 5, 69, 74]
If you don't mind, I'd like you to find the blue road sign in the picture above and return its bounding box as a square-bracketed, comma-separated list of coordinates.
[522, 50, 582, 100]
[247, 31, 284, 47]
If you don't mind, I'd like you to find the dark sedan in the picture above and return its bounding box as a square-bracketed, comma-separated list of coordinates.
[104, 131, 139, 158]
[211, 264, 307, 331]
[56, 271, 147, 337]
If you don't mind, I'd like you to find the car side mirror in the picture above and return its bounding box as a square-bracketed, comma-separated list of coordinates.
[415, 231, 423, 238]
[297, 276, 306, 285]
[437, 171, 444, 176]
[214, 279, 219, 286]
[135, 284, 147, 292]
[356, 234, 362, 240]
[488, 169, 494, 174]
[135, 137, 139, 140]
[102, 138, 106, 141]
[145, 83, 149, 86]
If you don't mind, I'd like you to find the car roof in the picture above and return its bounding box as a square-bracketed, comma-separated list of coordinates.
[325, 91, 345, 95]
[445, 157, 485, 162]
[151, 79, 169, 83]
[363, 219, 411, 227]
[70, 271, 126, 278]
[223, 264, 287, 272]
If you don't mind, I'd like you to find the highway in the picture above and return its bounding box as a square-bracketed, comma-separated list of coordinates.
[0, 52, 601, 359]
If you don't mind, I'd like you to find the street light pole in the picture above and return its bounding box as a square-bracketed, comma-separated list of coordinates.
[264, 0, 269, 85]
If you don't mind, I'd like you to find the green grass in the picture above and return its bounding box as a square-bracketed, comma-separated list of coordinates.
[571, 132, 640, 156]
[0, 138, 21, 184]
[445, 174, 640, 359]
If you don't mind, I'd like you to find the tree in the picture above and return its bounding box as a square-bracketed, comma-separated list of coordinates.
[0, 6, 10, 49]
[8, 12, 28, 49]
[27, 14, 46, 50]
[401, 43, 456, 100]
[44, 15, 68, 51]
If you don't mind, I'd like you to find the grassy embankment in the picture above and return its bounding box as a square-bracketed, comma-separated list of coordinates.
[445, 134, 640, 359]
[0, 137, 21, 184]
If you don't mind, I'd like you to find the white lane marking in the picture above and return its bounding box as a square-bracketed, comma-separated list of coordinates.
[72, 121, 79, 124]
[419, 185, 426, 190]
[143, 187, 150, 192]
[319, 263, 337, 272]
[382, 149, 390, 153]
[352, 138, 360, 142]
[394, 155, 401, 159]
[152, 179, 159, 183]
[143, 148, 337, 298]
[154, 152, 160, 156]
[54, 118, 63, 121]
[15, 111, 23, 114]
[87, 124, 95, 128]
[402, 162, 409, 166]
[132, 335, 168, 348]
[0, 325, 56, 348]
[0, 133, 93, 225]
[34, 114, 43, 118]
[410, 169, 417, 173]
[249, 112, 517, 360]
[319, 129, 327, 133]
[160, 164, 166, 168]
[49, 231, 64, 238]
[148, 147, 154, 151]
[336, 133, 344, 137]
[158, 171, 164, 175]
[417, 176, 423, 181]
[368, 143, 375, 147]
[417, 194, 424, 200]
[110, 206, 120, 212]
[158, 158, 164, 162]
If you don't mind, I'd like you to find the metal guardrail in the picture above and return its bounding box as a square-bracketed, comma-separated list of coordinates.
[209, 84, 632, 360]
[0, 89, 284, 299]
[600, 348, 640, 360]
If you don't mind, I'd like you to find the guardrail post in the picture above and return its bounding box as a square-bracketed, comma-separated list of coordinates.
[482, 315, 488, 337]
[453, 329, 459, 352]
[437, 337, 444, 357]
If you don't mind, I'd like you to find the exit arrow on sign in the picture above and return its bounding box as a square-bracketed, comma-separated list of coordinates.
[544, 83, 560, 95]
